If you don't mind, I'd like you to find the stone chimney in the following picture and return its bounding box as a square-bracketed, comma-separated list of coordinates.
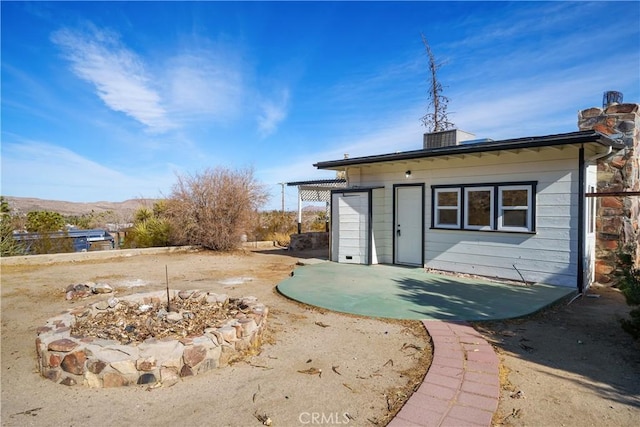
[578, 97, 640, 283]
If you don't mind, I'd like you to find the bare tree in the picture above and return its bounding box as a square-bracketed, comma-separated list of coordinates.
[420, 33, 454, 132]
[166, 167, 268, 251]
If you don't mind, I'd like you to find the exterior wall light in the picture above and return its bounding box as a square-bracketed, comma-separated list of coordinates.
[405, 170, 412, 178]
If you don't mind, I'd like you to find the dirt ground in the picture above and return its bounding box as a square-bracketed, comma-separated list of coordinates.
[2, 248, 640, 427]
[476, 285, 640, 427]
[0, 248, 431, 427]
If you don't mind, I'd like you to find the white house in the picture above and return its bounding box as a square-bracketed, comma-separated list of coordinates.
[314, 130, 624, 292]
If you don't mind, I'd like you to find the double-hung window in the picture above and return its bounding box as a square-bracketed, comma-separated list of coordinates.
[464, 187, 494, 230]
[434, 188, 460, 228]
[432, 182, 536, 233]
[498, 185, 532, 232]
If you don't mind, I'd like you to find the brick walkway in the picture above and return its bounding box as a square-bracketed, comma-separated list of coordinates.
[388, 321, 500, 427]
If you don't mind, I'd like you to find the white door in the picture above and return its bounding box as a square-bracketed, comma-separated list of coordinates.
[331, 192, 369, 264]
[395, 186, 423, 266]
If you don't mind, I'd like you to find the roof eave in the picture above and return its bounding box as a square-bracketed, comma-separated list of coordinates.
[314, 131, 623, 170]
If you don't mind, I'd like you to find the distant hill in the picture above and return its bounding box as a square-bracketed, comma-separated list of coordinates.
[4, 196, 158, 220]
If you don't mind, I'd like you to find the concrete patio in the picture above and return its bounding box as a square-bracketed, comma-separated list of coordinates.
[277, 261, 575, 321]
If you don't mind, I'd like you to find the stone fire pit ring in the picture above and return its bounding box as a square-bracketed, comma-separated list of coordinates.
[35, 290, 268, 388]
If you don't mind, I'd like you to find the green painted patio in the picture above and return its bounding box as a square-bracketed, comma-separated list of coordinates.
[276, 261, 575, 321]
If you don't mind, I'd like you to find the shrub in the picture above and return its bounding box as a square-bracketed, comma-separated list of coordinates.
[166, 167, 268, 251]
[124, 205, 171, 248]
[617, 246, 640, 340]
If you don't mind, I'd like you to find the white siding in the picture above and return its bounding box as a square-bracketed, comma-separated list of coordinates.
[348, 146, 582, 287]
[332, 192, 369, 264]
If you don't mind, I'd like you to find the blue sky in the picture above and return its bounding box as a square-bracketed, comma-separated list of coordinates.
[2, 1, 639, 211]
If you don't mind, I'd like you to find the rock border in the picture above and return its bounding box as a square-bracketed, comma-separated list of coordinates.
[35, 291, 268, 388]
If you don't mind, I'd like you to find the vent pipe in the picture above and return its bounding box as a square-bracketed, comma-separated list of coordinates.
[603, 91, 623, 108]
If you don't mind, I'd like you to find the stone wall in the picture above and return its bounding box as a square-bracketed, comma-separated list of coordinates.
[289, 232, 329, 251]
[578, 103, 640, 283]
[36, 291, 267, 387]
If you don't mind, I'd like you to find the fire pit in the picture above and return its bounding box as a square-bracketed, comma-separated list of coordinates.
[35, 290, 268, 388]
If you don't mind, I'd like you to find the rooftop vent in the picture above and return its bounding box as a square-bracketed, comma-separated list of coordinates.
[603, 91, 623, 108]
[423, 129, 476, 149]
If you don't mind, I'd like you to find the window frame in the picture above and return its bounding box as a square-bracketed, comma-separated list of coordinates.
[464, 186, 494, 230]
[497, 185, 533, 232]
[431, 181, 536, 233]
[433, 187, 461, 229]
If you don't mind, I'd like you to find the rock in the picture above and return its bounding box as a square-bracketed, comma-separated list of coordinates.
[136, 357, 156, 371]
[48, 338, 78, 352]
[179, 365, 194, 377]
[61, 351, 87, 375]
[139, 340, 184, 369]
[36, 326, 52, 334]
[49, 353, 62, 368]
[44, 369, 62, 382]
[84, 371, 102, 388]
[160, 367, 179, 387]
[178, 290, 194, 300]
[94, 301, 110, 310]
[183, 345, 206, 368]
[138, 304, 152, 312]
[166, 312, 182, 322]
[60, 377, 77, 386]
[107, 297, 119, 308]
[86, 359, 106, 374]
[111, 359, 138, 376]
[238, 318, 258, 335]
[218, 326, 237, 342]
[92, 283, 113, 294]
[137, 373, 157, 385]
[103, 372, 128, 388]
[74, 283, 91, 292]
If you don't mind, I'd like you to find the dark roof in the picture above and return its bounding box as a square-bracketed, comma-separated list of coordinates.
[314, 130, 623, 169]
[286, 178, 347, 187]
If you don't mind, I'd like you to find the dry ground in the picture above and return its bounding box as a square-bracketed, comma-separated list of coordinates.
[0, 248, 431, 427]
[477, 286, 640, 427]
[2, 247, 639, 427]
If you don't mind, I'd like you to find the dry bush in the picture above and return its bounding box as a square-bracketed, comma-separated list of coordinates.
[166, 167, 268, 251]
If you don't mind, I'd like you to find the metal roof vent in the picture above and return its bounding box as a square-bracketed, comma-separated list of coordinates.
[603, 91, 623, 108]
[423, 129, 476, 149]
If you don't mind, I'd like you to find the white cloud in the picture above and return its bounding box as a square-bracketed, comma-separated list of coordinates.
[165, 51, 245, 122]
[257, 88, 290, 137]
[1, 140, 174, 202]
[51, 26, 176, 133]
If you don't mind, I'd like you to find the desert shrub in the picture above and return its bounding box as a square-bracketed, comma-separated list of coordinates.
[617, 246, 640, 340]
[125, 217, 171, 248]
[26, 210, 65, 232]
[253, 210, 297, 241]
[267, 232, 291, 247]
[0, 216, 25, 257]
[124, 205, 171, 248]
[27, 232, 75, 255]
[166, 167, 268, 251]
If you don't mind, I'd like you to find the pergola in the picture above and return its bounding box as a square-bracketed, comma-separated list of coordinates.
[286, 178, 347, 233]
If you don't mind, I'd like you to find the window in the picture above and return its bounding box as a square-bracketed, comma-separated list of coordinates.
[465, 187, 493, 230]
[432, 182, 536, 233]
[434, 188, 460, 228]
[498, 186, 532, 232]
